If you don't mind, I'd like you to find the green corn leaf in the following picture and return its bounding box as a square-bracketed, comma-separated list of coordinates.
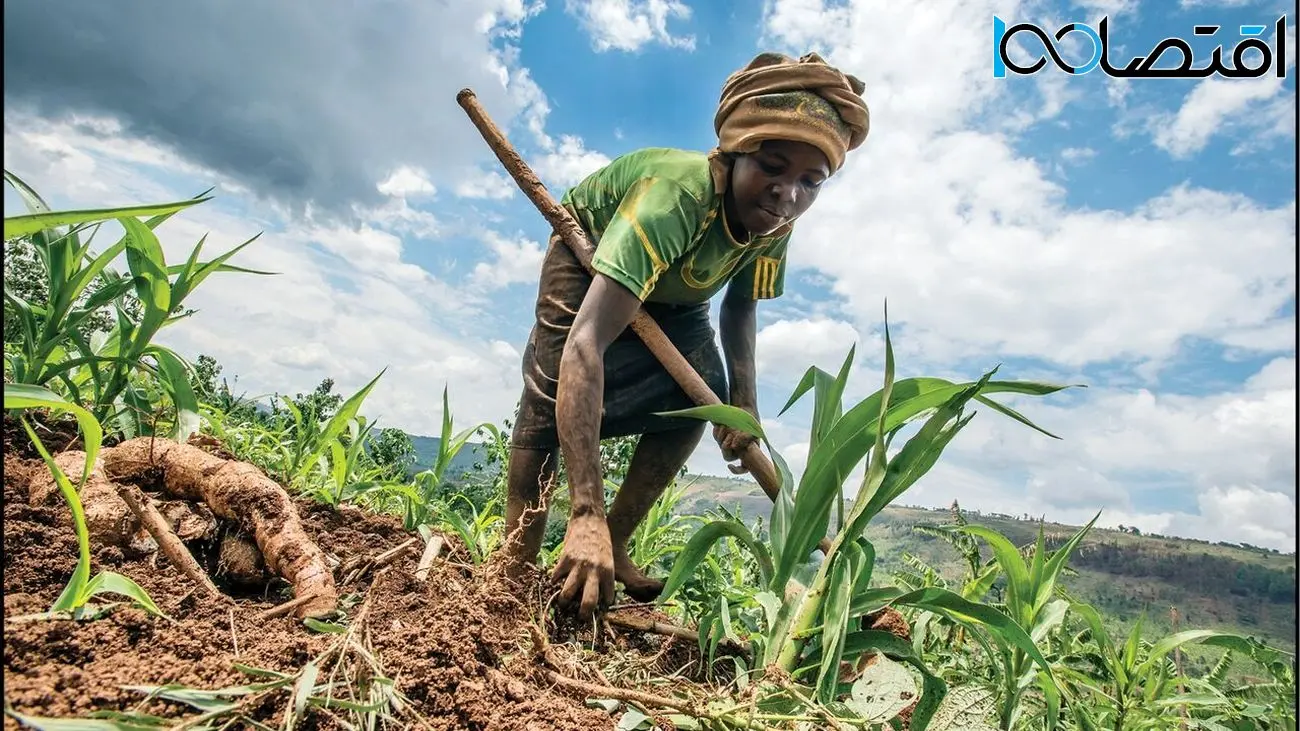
[780, 373, 1070, 589]
[5, 385, 103, 613]
[1123, 612, 1146, 671]
[1134, 631, 1267, 682]
[654, 403, 764, 440]
[1038, 671, 1061, 731]
[4, 197, 210, 240]
[956, 525, 1032, 626]
[171, 232, 271, 305]
[147, 346, 201, 443]
[1031, 511, 1099, 616]
[5, 169, 53, 213]
[293, 369, 386, 486]
[894, 587, 1055, 683]
[83, 572, 166, 618]
[1070, 603, 1124, 685]
[767, 443, 796, 570]
[816, 551, 857, 703]
[119, 217, 172, 336]
[658, 519, 773, 603]
[3, 710, 163, 731]
[289, 660, 320, 722]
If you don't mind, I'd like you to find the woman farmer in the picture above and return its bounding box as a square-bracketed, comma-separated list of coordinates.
[503, 51, 870, 617]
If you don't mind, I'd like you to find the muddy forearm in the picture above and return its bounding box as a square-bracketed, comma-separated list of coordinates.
[556, 334, 607, 518]
[720, 290, 759, 413]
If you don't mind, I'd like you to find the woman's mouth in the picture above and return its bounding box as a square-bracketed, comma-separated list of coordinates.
[753, 207, 786, 232]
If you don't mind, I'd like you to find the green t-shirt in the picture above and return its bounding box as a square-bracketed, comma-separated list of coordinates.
[560, 147, 791, 304]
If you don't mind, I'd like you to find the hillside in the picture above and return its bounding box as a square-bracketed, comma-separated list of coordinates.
[677, 474, 1298, 659]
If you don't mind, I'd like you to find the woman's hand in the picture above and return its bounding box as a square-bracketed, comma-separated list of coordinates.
[550, 513, 616, 617]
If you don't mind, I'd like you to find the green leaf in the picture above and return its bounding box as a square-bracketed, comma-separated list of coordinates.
[119, 217, 172, 334]
[956, 525, 1031, 625]
[303, 618, 348, 634]
[5, 386, 103, 613]
[815, 551, 857, 703]
[147, 346, 201, 442]
[654, 403, 764, 440]
[894, 587, 1055, 683]
[4, 709, 163, 731]
[1134, 631, 1265, 682]
[289, 661, 320, 722]
[5, 169, 53, 214]
[659, 519, 773, 603]
[4, 197, 210, 240]
[83, 572, 166, 618]
[292, 369, 386, 485]
[1031, 511, 1099, 616]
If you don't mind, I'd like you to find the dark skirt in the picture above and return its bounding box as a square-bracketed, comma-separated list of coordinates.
[510, 233, 728, 450]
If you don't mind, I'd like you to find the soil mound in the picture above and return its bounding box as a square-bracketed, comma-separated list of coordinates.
[1, 436, 700, 730]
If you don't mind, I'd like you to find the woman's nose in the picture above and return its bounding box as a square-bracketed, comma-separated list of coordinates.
[770, 183, 796, 207]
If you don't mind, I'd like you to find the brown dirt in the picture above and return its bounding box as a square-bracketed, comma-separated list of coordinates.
[0, 428, 716, 730]
[2, 417, 915, 730]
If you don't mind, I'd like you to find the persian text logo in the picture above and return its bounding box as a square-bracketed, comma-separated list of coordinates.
[992, 15, 1289, 79]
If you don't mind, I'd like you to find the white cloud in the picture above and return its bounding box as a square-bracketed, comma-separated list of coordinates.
[755, 317, 866, 384]
[469, 230, 548, 290]
[1072, 0, 1139, 15]
[377, 166, 436, 198]
[565, 0, 696, 52]
[455, 169, 518, 200]
[534, 134, 613, 188]
[1060, 146, 1096, 163]
[1149, 22, 1296, 158]
[1178, 0, 1255, 6]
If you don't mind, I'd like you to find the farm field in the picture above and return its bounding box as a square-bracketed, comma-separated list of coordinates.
[3, 181, 1296, 731]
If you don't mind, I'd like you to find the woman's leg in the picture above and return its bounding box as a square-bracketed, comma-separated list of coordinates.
[605, 422, 707, 600]
[502, 444, 559, 569]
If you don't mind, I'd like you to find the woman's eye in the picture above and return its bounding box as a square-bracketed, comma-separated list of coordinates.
[759, 162, 784, 175]
[803, 177, 823, 189]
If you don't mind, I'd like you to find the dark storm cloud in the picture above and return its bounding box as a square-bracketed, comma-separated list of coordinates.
[3, 0, 530, 215]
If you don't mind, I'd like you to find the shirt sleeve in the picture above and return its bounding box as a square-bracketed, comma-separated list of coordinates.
[730, 236, 789, 300]
[591, 177, 702, 301]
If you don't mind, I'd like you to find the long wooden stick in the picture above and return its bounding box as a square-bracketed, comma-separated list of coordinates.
[456, 88, 830, 554]
[114, 483, 227, 601]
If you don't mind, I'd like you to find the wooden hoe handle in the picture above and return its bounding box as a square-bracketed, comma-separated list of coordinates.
[456, 89, 829, 554]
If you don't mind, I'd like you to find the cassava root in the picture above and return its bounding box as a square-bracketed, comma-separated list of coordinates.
[25, 436, 338, 618]
[101, 437, 337, 618]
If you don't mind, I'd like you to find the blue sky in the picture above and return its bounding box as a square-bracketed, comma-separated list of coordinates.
[3, 0, 1295, 550]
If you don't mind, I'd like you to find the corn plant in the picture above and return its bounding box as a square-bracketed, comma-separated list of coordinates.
[429, 494, 505, 564]
[952, 515, 1101, 728]
[400, 386, 496, 530]
[4, 170, 271, 441]
[1055, 606, 1288, 731]
[3, 383, 163, 619]
[656, 313, 1078, 728]
[626, 483, 703, 571]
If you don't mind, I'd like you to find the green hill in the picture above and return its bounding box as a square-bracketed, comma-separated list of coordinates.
[677, 474, 1298, 661]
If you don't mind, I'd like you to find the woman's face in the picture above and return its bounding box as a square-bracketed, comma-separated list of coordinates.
[727, 139, 832, 238]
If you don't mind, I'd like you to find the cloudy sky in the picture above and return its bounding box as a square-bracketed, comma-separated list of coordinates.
[4, 0, 1295, 550]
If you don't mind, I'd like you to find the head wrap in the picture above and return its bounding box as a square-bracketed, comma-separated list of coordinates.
[708, 52, 870, 194]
